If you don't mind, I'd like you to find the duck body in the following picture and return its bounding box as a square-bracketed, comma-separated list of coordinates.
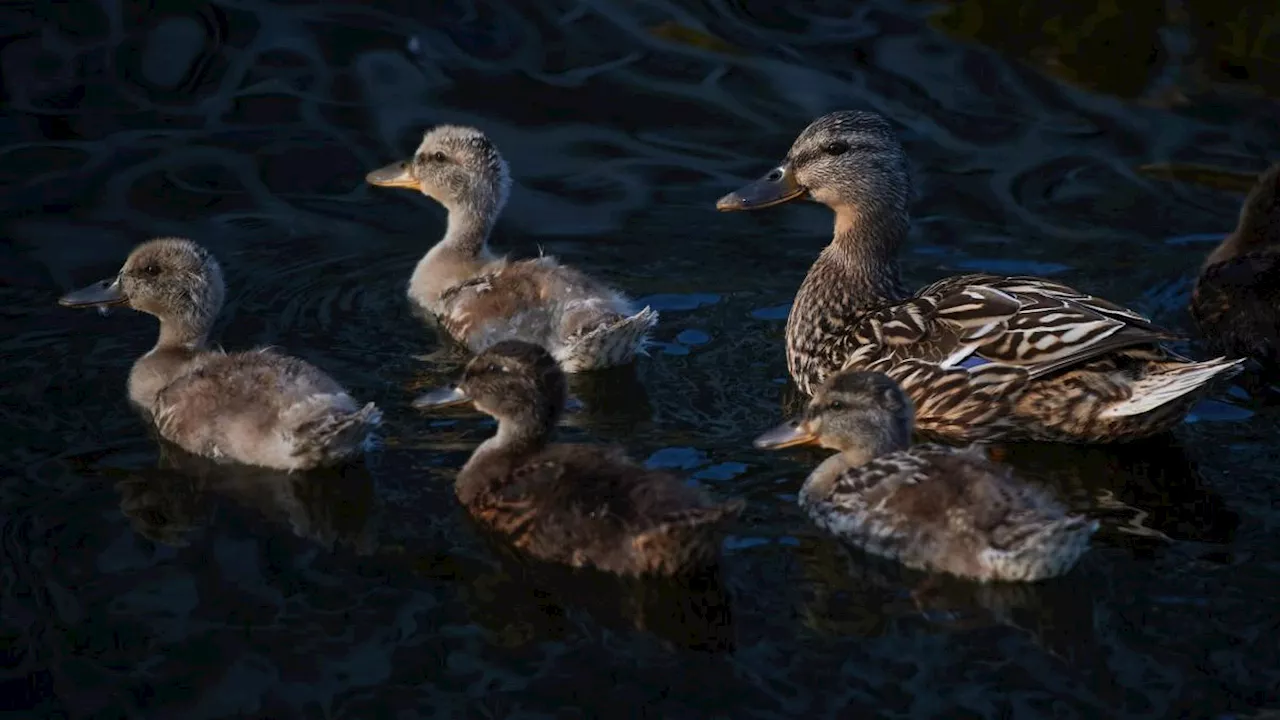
[719, 111, 1242, 443]
[416, 340, 742, 577]
[422, 253, 656, 373]
[144, 349, 379, 471]
[754, 369, 1096, 583]
[1190, 162, 1280, 380]
[60, 238, 380, 471]
[456, 442, 742, 576]
[369, 125, 657, 372]
[788, 263, 1238, 443]
[800, 445, 1096, 582]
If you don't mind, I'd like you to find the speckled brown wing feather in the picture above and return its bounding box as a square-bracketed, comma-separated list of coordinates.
[856, 273, 1181, 375]
[436, 261, 552, 351]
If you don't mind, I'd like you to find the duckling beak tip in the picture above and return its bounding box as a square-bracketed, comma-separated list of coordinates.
[753, 419, 819, 450]
[58, 278, 127, 309]
[366, 161, 419, 189]
[412, 386, 470, 409]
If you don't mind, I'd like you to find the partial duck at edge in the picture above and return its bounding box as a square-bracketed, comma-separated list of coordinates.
[1191, 161, 1280, 383]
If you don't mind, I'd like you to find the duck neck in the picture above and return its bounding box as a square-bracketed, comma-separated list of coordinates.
[786, 205, 909, 392]
[466, 408, 556, 467]
[129, 322, 210, 414]
[826, 206, 909, 304]
[155, 321, 210, 352]
[411, 200, 499, 311]
[438, 200, 496, 259]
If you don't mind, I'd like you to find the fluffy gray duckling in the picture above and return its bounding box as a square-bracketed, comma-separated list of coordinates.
[59, 237, 381, 471]
[367, 125, 657, 372]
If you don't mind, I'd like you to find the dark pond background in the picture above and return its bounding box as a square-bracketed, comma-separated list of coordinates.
[4, 1, 1280, 718]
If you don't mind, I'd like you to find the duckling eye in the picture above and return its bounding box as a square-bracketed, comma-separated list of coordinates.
[142, 264, 162, 277]
[827, 400, 845, 411]
[429, 151, 448, 163]
[822, 141, 849, 156]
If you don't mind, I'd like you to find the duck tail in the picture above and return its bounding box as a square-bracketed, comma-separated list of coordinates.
[1098, 356, 1246, 418]
[630, 498, 745, 575]
[556, 306, 659, 373]
[289, 401, 383, 469]
[982, 514, 1099, 582]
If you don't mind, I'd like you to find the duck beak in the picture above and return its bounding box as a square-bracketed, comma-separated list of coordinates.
[58, 277, 127, 308]
[366, 160, 419, 189]
[753, 417, 820, 449]
[412, 386, 470, 409]
[716, 163, 805, 212]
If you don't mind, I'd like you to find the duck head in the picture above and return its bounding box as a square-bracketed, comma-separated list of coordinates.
[716, 110, 910, 218]
[367, 125, 512, 220]
[59, 237, 225, 345]
[754, 370, 914, 465]
[415, 340, 567, 434]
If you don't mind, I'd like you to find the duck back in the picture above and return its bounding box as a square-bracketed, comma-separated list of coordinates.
[151, 350, 380, 471]
[458, 442, 742, 576]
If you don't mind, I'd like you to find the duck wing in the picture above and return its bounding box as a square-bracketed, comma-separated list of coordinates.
[852, 273, 1182, 380]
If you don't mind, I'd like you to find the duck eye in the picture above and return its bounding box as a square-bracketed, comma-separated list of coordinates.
[827, 400, 845, 411]
[142, 264, 161, 277]
[822, 141, 849, 156]
[430, 151, 448, 163]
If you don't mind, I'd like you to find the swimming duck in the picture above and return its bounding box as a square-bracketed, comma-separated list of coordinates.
[366, 125, 658, 372]
[754, 369, 1097, 583]
[414, 340, 743, 576]
[58, 238, 381, 471]
[717, 110, 1243, 443]
[1190, 161, 1280, 379]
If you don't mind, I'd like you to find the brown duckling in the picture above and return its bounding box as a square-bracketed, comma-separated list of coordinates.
[415, 340, 744, 577]
[58, 238, 381, 471]
[754, 369, 1097, 583]
[1191, 161, 1280, 378]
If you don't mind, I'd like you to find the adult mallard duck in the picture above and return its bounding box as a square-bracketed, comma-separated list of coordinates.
[415, 340, 743, 577]
[59, 238, 381, 471]
[1190, 161, 1280, 380]
[717, 110, 1243, 443]
[367, 125, 658, 373]
[754, 369, 1097, 583]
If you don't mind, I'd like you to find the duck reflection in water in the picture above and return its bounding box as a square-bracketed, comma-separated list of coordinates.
[115, 439, 380, 552]
[989, 434, 1240, 550]
[790, 533, 1103, 666]
[450, 526, 737, 653]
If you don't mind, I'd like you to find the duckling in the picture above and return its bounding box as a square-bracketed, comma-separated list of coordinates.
[58, 238, 381, 471]
[754, 369, 1097, 583]
[1191, 161, 1280, 379]
[717, 111, 1243, 443]
[414, 340, 743, 576]
[367, 125, 658, 372]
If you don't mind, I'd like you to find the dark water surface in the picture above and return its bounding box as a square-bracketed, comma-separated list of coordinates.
[4, 1, 1280, 717]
